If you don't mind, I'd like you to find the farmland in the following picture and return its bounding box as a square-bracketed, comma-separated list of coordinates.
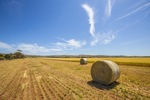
[47, 57, 150, 67]
[0, 58, 150, 100]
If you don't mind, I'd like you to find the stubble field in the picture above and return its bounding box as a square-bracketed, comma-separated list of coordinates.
[0, 58, 150, 100]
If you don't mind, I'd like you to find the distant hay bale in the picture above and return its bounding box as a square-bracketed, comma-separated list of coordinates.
[91, 60, 120, 85]
[80, 58, 88, 65]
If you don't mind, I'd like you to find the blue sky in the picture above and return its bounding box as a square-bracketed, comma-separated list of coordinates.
[0, 0, 150, 56]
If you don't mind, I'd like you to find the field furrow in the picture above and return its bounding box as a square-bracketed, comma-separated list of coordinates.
[0, 58, 150, 100]
[37, 69, 68, 99]
[39, 61, 121, 100]
[0, 65, 24, 99]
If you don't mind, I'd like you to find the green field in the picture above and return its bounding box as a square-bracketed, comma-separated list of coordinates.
[0, 58, 150, 99]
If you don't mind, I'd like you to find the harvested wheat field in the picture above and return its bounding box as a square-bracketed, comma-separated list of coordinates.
[0, 58, 150, 100]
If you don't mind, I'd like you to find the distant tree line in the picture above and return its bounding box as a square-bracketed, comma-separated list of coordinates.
[45, 55, 150, 58]
[0, 50, 25, 60]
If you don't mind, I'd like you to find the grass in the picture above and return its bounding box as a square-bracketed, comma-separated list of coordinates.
[0, 58, 150, 99]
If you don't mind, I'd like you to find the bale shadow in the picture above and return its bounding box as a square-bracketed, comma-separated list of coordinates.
[87, 80, 120, 90]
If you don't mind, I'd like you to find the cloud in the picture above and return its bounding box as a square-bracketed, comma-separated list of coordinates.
[81, 3, 117, 46]
[105, 0, 116, 18]
[52, 39, 86, 50]
[17, 43, 50, 54]
[50, 48, 63, 52]
[0, 41, 51, 55]
[82, 4, 95, 37]
[0, 41, 63, 55]
[67, 39, 86, 48]
[91, 31, 116, 46]
[115, 2, 150, 21]
[105, 0, 111, 17]
[0, 41, 16, 53]
[90, 36, 99, 46]
[0, 41, 12, 49]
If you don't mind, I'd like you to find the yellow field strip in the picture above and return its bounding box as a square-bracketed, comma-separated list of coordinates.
[44, 58, 150, 67]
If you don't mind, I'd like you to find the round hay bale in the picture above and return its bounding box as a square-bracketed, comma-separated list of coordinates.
[91, 60, 120, 85]
[80, 58, 88, 65]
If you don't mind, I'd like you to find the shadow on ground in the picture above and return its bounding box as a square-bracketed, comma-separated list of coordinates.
[87, 81, 120, 90]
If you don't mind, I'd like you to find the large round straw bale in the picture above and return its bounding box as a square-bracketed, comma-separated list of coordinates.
[91, 60, 120, 85]
[80, 58, 88, 65]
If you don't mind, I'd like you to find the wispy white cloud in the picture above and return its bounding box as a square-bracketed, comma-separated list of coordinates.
[125, 0, 146, 12]
[0, 40, 84, 55]
[91, 37, 99, 46]
[0, 40, 85, 55]
[67, 39, 86, 48]
[0, 42, 51, 55]
[0, 41, 16, 53]
[115, 2, 150, 21]
[105, 0, 111, 17]
[82, 4, 95, 37]
[17, 43, 50, 54]
[0, 41, 12, 49]
[50, 48, 63, 52]
[102, 32, 115, 44]
[52, 39, 86, 51]
[82, 3, 116, 46]
[91, 31, 116, 46]
[105, 0, 116, 18]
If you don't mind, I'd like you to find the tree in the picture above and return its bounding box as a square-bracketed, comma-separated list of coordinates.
[17, 49, 22, 52]
[4, 53, 14, 60]
[0, 54, 4, 60]
[14, 50, 25, 59]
